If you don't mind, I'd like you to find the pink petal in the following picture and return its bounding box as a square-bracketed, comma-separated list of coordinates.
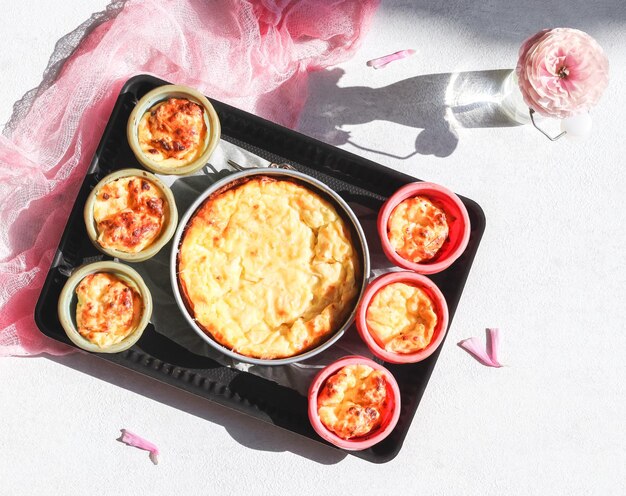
[120, 429, 160, 465]
[486, 328, 501, 366]
[458, 337, 499, 367]
[366, 49, 415, 69]
[458, 328, 504, 368]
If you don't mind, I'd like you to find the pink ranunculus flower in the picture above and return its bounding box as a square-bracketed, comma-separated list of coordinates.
[516, 28, 609, 118]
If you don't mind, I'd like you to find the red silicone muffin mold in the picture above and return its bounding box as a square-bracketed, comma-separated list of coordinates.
[356, 272, 449, 364]
[377, 182, 470, 274]
[307, 356, 401, 450]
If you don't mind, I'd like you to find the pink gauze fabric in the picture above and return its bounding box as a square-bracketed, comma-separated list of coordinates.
[0, 0, 379, 356]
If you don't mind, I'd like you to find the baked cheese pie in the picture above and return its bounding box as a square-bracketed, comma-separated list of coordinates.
[178, 176, 360, 359]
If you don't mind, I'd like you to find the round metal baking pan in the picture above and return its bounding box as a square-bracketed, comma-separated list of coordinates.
[170, 168, 370, 366]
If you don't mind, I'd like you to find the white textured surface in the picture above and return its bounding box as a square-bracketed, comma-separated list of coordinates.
[1, 1, 625, 495]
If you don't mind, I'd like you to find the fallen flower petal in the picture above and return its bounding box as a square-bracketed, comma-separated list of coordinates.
[486, 328, 501, 365]
[119, 429, 160, 465]
[367, 49, 415, 69]
[458, 337, 497, 367]
[458, 328, 503, 368]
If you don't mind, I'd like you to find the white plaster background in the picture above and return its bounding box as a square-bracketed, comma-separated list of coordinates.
[1, 1, 624, 495]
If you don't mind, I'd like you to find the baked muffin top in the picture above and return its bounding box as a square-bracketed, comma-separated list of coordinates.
[93, 176, 167, 253]
[75, 272, 143, 348]
[137, 97, 207, 168]
[366, 282, 437, 354]
[387, 196, 449, 262]
[317, 364, 388, 439]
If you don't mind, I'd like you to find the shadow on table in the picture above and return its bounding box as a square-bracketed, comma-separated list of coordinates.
[46, 353, 346, 465]
[382, 0, 626, 43]
[298, 68, 524, 159]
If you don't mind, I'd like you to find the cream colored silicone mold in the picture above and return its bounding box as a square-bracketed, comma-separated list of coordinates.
[57, 261, 153, 353]
[127, 84, 221, 175]
[83, 168, 178, 262]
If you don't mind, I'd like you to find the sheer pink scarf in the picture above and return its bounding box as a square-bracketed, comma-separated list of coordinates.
[0, 0, 379, 356]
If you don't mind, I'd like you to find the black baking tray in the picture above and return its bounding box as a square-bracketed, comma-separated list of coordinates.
[34, 74, 485, 463]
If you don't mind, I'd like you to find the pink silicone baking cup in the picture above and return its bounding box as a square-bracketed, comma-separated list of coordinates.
[307, 356, 401, 451]
[356, 272, 449, 364]
[377, 182, 471, 274]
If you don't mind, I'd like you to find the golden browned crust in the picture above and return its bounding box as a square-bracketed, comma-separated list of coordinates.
[138, 98, 207, 167]
[388, 196, 449, 262]
[93, 176, 166, 253]
[317, 365, 388, 439]
[366, 282, 437, 353]
[75, 272, 143, 347]
[178, 177, 360, 359]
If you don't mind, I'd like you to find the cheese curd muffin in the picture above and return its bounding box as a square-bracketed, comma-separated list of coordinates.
[178, 176, 360, 359]
[317, 364, 388, 439]
[366, 282, 437, 353]
[387, 196, 449, 263]
[93, 176, 167, 253]
[75, 272, 143, 348]
[137, 97, 208, 168]
[128, 85, 221, 176]
[308, 356, 401, 450]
